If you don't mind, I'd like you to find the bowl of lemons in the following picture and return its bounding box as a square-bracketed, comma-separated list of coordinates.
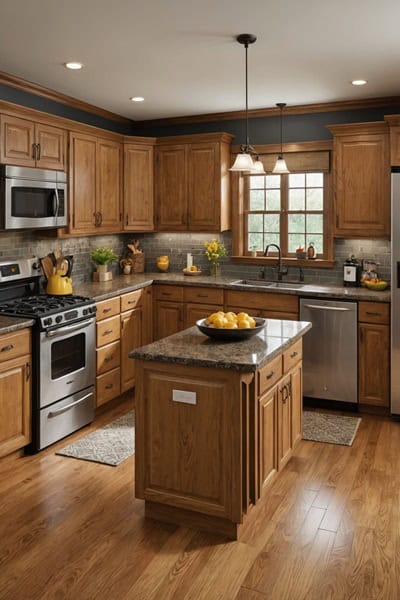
[196, 311, 267, 341]
[183, 265, 202, 276]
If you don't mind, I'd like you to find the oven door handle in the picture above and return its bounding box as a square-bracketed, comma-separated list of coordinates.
[48, 392, 93, 418]
[46, 318, 94, 337]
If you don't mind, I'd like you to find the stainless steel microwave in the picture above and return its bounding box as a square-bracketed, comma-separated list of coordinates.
[0, 165, 67, 230]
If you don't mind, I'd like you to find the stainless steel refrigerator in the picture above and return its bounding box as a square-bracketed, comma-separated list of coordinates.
[391, 168, 400, 414]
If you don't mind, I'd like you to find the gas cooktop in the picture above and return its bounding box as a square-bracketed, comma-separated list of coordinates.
[0, 294, 93, 318]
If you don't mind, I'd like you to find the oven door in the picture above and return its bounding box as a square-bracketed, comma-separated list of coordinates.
[39, 318, 95, 408]
[4, 178, 67, 229]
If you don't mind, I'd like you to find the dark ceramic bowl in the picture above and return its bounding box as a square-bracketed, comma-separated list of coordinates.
[196, 317, 267, 341]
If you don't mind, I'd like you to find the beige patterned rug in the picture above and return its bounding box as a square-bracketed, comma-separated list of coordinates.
[303, 410, 361, 446]
[56, 411, 135, 466]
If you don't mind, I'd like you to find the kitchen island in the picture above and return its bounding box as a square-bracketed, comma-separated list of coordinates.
[130, 319, 311, 539]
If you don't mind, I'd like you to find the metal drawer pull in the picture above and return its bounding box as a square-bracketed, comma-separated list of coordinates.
[366, 311, 380, 316]
[48, 393, 92, 418]
[197, 294, 208, 298]
[103, 307, 112, 313]
[105, 384, 113, 390]
[303, 304, 351, 312]
[1, 344, 14, 352]
[162, 292, 172, 296]
[105, 355, 114, 362]
[128, 300, 137, 304]
[103, 329, 113, 335]
[266, 370, 275, 380]
[290, 351, 298, 358]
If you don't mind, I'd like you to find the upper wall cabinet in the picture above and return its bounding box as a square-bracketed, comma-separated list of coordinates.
[384, 115, 400, 166]
[69, 132, 122, 235]
[328, 122, 390, 238]
[155, 133, 233, 232]
[0, 115, 67, 171]
[123, 141, 155, 232]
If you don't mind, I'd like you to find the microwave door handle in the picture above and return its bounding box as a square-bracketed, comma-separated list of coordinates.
[54, 187, 60, 218]
[46, 318, 93, 337]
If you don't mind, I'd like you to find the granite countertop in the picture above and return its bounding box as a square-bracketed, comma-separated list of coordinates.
[0, 316, 35, 335]
[73, 272, 391, 303]
[130, 320, 312, 372]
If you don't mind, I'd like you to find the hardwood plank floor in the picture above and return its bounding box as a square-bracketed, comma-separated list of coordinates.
[1, 400, 400, 600]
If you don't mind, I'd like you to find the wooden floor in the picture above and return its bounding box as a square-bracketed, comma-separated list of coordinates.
[1, 398, 400, 600]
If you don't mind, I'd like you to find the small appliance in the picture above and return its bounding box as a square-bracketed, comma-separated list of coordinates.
[0, 165, 67, 230]
[46, 255, 73, 295]
[343, 255, 362, 287]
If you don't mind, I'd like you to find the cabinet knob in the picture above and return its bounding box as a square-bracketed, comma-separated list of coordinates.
[103, 329, 113, 335]
[290, 351, 298, 358]
[1, 344, 14, 353]
[105, 384, 113, 390]
[266, 370, 275, 380]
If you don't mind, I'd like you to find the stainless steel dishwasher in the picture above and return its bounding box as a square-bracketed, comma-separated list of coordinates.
[299, 298, 358, 404]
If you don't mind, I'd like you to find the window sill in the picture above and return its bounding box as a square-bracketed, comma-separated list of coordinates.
[230, 256, 335, 269]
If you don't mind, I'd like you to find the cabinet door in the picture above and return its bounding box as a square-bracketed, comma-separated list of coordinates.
[69, 132, 97, 233]
[35, 123, 66, 170]
[334, 133, 390, 237]
[97, 139, 122, 232]
[156, 145, 187, 231]
[258, 386, 278, 492]
[124, 144, 154, 231]
[142, 286, 153, 345]
[153, 300, 183, 341]
[0, 355, 31, 457]
[184, 303, 222, 328]
[121, 308, 142, 392]
[278, 375, 292, 470]
[290, 362, 302, 448]
[0, 115, 35, 167]
[187, 142, 220, 231]
[359, 323, 389, 407]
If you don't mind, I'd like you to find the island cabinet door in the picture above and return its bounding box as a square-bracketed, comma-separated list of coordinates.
[135, 363, 243, 521]
[290, 362, 303, 448]
[258, 386, 278, 494]
[278, 374, 292, 470]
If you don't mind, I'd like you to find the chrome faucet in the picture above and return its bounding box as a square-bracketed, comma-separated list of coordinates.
[263, 244, 288, 281]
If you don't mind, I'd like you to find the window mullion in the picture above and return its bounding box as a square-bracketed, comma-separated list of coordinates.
[281, 174, 289, 257]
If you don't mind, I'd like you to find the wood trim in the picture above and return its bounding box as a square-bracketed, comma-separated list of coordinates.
[156, 132, 234, 145]
[0, 69, 132, 125]
[137, 96, 400, 127]
[326, 121, 389, 136]
[384, 115, 400, 126]
[122, 135, 157, 145]
[231, 140, 333, 153]
[230, 256, 335, 268]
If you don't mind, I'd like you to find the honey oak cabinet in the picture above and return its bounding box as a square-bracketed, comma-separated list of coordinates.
[384, 115, 400, 165]
[69, 132, 122, 235]
[155, 133, 233, 232]
[0, 114, 66, 170]
[0, 329, 32, 457]
[258, 386, 278, 491]
[358, 301, 390, 408]
[123, 142, 155, 231]
[121, 308, 141, 392]
[328, 123, 390, 238]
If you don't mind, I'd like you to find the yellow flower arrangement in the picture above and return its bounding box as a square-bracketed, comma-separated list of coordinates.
[204, 238, 227, 263]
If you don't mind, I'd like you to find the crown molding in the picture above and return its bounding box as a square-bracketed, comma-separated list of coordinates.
[137, 96, 400, 128]
[326, 121, 389, 135]
[0, 69, 132, 125]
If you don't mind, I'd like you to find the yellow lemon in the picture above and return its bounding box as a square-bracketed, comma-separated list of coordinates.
[213, 316, 225, 328]
[223, 321, 238, 329]
[237, 312, 249, 319]
[225, 312, 237, 322]
[248, 316, 256, 328]
[238, 319, 251, 329]
[205, 312, 219, 325]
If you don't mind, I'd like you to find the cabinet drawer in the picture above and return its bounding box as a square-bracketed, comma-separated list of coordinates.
[359, 301, 389, 325]
[96, 368, 121, 407]
[121, 289, 143, 312]
[283, 339, 302, 373]
[184, 286, 224, 305]
[154, 285, 183, 302]
[96, 341, 120, 375]
[96, 297, 120, 321]
[258, 355, 283, 396]
[225, 290, 298, 314]
[96, 315, 120, 347]
[0, 329, 31, 363]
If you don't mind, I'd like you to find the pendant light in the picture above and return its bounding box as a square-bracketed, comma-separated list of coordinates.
[230, 34, 265, 174]
[272, 103, 290, 174]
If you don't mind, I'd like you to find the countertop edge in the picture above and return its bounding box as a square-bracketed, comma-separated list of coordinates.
[0, 317, 35, 335]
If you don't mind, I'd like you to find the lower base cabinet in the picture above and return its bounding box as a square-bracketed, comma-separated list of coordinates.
[0, 328, 32, 457]
[121, 308, 142, 392]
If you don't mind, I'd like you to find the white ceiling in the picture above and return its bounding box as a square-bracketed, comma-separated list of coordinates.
[0, 0, 399, 121]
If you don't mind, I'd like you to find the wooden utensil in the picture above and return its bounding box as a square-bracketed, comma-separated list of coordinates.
[40, 255, 55, 281]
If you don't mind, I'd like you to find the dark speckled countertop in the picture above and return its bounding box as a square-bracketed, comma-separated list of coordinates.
[73, 272, 391, 303]
[130, 320, 312, 372]
[0, 316, 35, 335]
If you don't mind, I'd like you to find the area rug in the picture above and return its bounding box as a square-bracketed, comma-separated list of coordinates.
[302, 410, 361, 446]
[56, 411, 135, 466]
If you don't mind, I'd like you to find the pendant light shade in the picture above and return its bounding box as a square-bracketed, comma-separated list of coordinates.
[230, 34, 264, 173]
[272, 103, 290, 175]
[251, 156, 266, 173]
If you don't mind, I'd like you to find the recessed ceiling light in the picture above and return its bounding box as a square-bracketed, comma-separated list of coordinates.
[130, 96, 145, 102]
[351, 79, 367, 86]
[64, 62, 84, 70]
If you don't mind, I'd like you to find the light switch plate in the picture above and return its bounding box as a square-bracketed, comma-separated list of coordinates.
[172, 389, 197, 405]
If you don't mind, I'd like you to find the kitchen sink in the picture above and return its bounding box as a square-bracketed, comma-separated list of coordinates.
[232, 279, 306, 290]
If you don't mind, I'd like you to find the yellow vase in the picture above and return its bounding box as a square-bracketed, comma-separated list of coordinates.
[156, 255, 170, 272]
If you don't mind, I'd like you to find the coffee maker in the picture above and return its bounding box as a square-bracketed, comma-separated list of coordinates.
[343, 255, 362, 287]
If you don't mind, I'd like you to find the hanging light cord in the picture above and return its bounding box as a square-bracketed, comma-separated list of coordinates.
[279, 105, 283, 156]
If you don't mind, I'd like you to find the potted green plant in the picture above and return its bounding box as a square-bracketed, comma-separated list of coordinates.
[90, 247, 118, 281]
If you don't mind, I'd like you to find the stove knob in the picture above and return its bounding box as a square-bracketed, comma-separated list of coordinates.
[45, 317, 52, 326]
[55, 316, 62, 323]
[83, 308, 88, 316]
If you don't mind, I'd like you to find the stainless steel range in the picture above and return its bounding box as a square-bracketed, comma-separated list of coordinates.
[0, 256, 95, 450]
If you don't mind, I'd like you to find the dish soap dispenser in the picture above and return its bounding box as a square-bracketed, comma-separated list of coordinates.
[307, 242, 316, 259]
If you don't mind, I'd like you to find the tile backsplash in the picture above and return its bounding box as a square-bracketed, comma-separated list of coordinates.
[0, 230, 391, 286]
